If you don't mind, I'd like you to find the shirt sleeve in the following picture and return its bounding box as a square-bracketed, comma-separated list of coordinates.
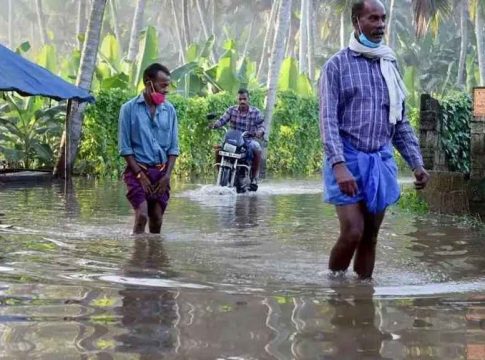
[118, 103, 134, 156]
[167, 108, 180, 156]
[255, 110, 265, 136]
[319, 60, 345, 166]
[392, 105, 424, 170]
[214, 109, 231, 128]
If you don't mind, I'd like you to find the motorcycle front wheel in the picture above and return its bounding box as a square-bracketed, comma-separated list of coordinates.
[219, 166, 232, 187]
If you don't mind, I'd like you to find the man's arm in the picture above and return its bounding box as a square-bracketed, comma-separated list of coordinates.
[155, 108, 179, 194]
[213, 109, 232, 128]
[319, 61, 344, 166]
[392, 106, 424, 171]
[255, 110, 265, 138]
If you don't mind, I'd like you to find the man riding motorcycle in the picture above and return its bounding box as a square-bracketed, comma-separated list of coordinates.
[208, 88, 265, 187]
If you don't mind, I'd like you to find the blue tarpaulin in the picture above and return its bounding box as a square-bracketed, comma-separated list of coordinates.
[0, 44, 94, 103]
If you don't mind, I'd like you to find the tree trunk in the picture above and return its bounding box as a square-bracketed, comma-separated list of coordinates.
[386, 0, 395, 47]
[182, 0, 192, 49]
[477, 5, 485, 85]
[170, 0, 186, 63]
[196, 0, 216, 62]
[76, 0, 88, 49]
[264, 0, 292, 140]
[109, 0, 122, 49]
[8, 0, 13, 48]
[126, 0, 146, 62]
[257, 0, 280, 81]
[340, 12, 345, 49]
[457, 0, 468, 88]
[54, 0, 107, 178]
[35, 0, 48, 45]
[299, 0, 308, 74]
[242, 19, 255, 59]
[307, 0, 315, 81]
[285, 9, 293, 57]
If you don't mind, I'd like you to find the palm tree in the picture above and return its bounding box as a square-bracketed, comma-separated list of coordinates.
[257, 0, 280, 82]
[8, 0, 13, 48]
[307, 0, 317, 81]
[196, 0, 216, 62]
[182, 0, 192, 49]
[126, 0, 146, 63]
[170, 0, 187, 63]
[76, 0, 88, 49]
[35, 0, 48, 45]
[299, 0, 309, 74]
[457, 0, 469, 88]
[471, 0, 485, 85]
[264, 0, 293, 140]
[411, 0, 451, 37]
[109, 0, 122, 51]
[54, 0, 107, 178]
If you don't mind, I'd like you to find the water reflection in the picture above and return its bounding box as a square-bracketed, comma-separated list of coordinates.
[115, 237, 179, 358]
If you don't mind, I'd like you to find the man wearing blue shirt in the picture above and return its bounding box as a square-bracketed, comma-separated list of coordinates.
[319, 0, 429, 278]
[118, 63, 179, 234]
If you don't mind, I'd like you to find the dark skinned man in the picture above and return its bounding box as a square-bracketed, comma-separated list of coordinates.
[118, 63, 179, 234]
[319, 0, 430, 279]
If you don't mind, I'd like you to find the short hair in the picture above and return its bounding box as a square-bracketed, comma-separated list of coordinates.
[351, 0, 366, 21]
[238, 88, 249, 97]
[143, 63, 170, 83]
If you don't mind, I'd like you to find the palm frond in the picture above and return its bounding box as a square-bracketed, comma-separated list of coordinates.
[412, 0, 452, 37]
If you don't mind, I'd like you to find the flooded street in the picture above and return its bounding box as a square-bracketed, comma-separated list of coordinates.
[0, 179, 485, 359]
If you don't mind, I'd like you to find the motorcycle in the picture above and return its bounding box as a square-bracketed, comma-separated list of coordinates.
[208, 114, 258, 193]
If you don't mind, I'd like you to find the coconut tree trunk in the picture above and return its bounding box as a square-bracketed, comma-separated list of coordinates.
[257, 0, 280, 81]
[35, 0, 48, 45]
[285, 9, 293, 57]
[8, 0, 13, 48]
[54, 0, 107, 178]
[307, 0, 316, 81]
[170, 0, 186, 63]
[126, 0, 146, 62]
[182, 0, 192, 48]
[264, 0, 292, 140]
[386, 0, 395, 47]
[457, 0, 468, 88]
[340, 11, 345, 49]
[196, 0, 216, 62]
[76, 0, 88, 49]
[109, 0, 122, 49]
[477, 4, 485, 85]
[299, 0, 308, 74]
[242, 19, 255, 59]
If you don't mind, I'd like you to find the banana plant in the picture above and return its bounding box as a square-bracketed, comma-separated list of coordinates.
[0, 93, 65, 169]
[277, 57, 313, 96]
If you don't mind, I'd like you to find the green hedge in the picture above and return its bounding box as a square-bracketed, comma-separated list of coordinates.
[78, 89, 322, 178]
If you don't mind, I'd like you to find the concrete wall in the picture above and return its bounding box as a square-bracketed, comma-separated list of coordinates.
[418, 95, 485, 218]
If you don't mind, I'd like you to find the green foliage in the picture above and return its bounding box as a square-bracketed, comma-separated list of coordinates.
[0, 93, 65, 169]
[267, 91, 322, 175]
[397, 189, 429, 214]
[438, 92, 472, 174]
[77, 88, 322, 178]
[79, 88, 135, 177]
[278, 58, 314, 96]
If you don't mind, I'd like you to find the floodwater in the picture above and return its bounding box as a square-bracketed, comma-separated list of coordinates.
[0, 178, 484, 359]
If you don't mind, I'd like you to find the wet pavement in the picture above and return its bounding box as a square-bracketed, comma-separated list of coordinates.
[0, 178, 484, 359]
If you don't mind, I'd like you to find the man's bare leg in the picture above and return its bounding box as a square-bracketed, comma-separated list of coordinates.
[148, 201, 163, 234]
[353, 209, 385, 279]
[133, 201, 148, 234]
[329, 203, 365, 272]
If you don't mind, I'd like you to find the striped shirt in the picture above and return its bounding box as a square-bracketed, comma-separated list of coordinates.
[319, 48, 423, 170]
[214, 105, 265, 138]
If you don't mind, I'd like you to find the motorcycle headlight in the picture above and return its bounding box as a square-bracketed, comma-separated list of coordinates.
[223, 143, 237, 153]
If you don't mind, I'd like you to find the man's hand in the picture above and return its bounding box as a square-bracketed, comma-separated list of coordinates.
[208, 122, 217, 130]
[137, 171, 153, 195]
[413, 166, 430, 190]
[333, 162, 358, 197]
[153, 174, 170, 195]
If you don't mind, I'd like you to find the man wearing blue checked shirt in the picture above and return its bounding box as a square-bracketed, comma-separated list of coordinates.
[319, 0, 430, 279]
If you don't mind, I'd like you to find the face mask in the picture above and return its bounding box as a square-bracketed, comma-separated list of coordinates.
[357, 19, 382, 48]
[148, 81, 165, 105]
